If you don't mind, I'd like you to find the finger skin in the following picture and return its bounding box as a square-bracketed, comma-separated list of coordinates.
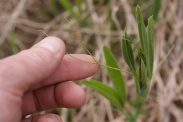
[0, 36, 66, 93]
[0, 37, 65, 122]
[22, 81, 86, 116]
[32, 54, 99, 90]
[22, 114, 62, 122]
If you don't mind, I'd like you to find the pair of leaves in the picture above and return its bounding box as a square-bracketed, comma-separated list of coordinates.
[136, 5, 154, 79]
[82, 46, 126, 109]
[134, 6, 154, 105]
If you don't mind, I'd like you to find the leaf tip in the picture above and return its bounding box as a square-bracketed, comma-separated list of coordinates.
[148, 16, 154, 21]
[136, 5, 141, 12]
[103, 46, 109, 52]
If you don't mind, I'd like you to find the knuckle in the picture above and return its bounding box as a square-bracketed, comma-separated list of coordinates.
[20, 49, 52, 68]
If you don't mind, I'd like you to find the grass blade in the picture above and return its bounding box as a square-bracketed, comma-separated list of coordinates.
[122, 31, 136, 75]
[147, 16, 154, 78]
[82, 80, 123, 109]
[136, 5, 147, 52]
[138, 46, 146, 65]
[136, 5, 153, 78]
[103, 46, 126, 105]
[136, 59, 149, 107]
[139, 59, 148, 94]
[135, 47, 146, 96]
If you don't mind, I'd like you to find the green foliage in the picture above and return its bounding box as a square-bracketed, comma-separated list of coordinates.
[103, 46, 126, 105]
[136, 5, 154, 78]
[82, 80, 123, 110]
[82, 5, 155, 122]
[122, 31, 136, 75]
[132, 0, 161, 21]
[147, 16, 154, 78]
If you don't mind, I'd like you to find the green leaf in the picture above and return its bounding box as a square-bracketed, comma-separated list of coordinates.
[136, 5, 147, 50]
[136, 59, 149, 106]
[139, 59, 148, 92]
[122, 31, 136, 75]
[103, 46, 126, 105]
[136, 5, 154, 78]
[147, 16, 154, 78]
[82, 80, 123, 109]
[136, 5, 148, 61]
[134, 70, 141, 97]
[138, 46, 146, 67]
[135, 46, 147, 97]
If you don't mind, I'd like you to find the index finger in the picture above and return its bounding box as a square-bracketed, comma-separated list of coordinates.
[30, 54, 99, 90]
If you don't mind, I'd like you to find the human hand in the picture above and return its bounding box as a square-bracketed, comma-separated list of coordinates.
[0, 37, 98, 122]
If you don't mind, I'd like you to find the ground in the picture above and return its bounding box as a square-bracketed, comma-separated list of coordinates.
[0, 0, 183, 122]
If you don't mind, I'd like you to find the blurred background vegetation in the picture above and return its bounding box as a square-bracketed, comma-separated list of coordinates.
[0, 0, 183, 122]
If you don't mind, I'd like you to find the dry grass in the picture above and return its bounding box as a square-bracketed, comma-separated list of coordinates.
[0, 0, 183, 122]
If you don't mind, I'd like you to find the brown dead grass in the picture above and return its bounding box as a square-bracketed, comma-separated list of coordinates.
[0, 0, 183, 122]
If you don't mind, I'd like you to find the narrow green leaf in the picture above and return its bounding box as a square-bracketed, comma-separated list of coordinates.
[139, 59, 148, 92]
[82, 80, 123, 109]
[147, 16, 154, 78]
[122, 31, 136, 75]
[136, 5, 147, 54]
[136, 5, 153, 78]
[103, 46, 126, 105]
[135, 47, 146, 96]
[137, 59, 149, 106]
[138, 46, 146, 68]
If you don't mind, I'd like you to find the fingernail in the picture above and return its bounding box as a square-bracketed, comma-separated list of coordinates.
[35, 37, 62, 54]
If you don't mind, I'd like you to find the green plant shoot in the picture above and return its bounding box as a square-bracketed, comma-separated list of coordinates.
[82, 5, 155, 122]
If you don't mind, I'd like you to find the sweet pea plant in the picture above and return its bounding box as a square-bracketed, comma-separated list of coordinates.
[82, 6, 154, 122]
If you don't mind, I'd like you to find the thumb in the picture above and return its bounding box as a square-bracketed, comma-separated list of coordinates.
[0, 36, 66, 93]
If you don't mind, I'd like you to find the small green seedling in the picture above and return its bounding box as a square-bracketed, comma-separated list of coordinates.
[82, 6, 154, 122]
